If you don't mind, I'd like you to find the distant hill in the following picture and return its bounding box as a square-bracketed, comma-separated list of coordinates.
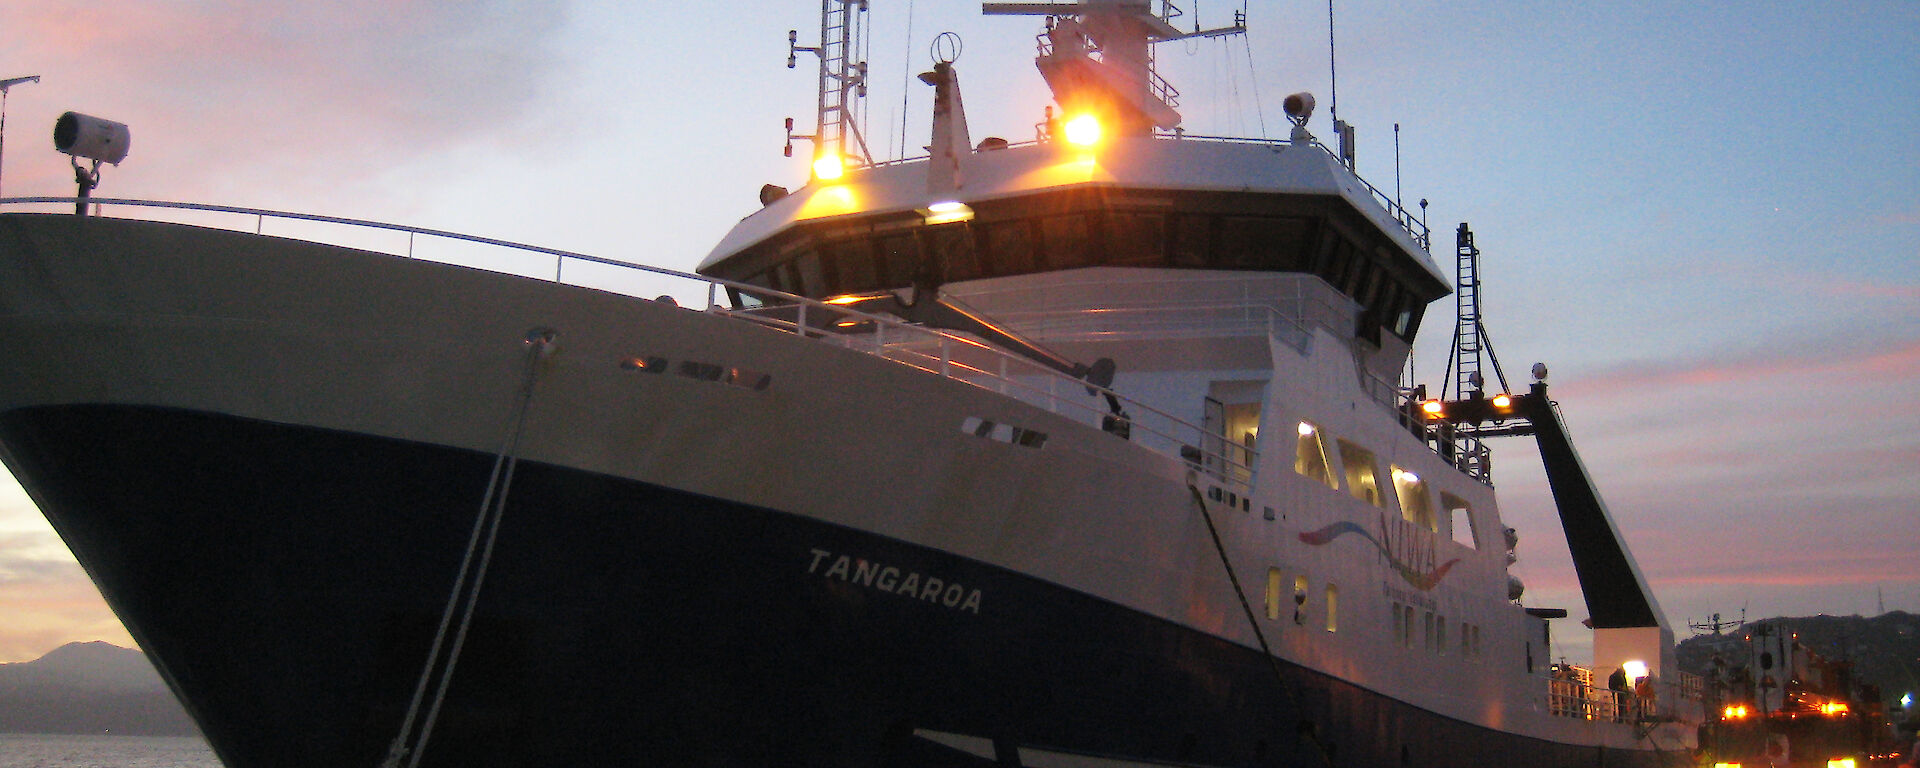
[1677, 610, 1920, 712]
[0, 641, 199, 736]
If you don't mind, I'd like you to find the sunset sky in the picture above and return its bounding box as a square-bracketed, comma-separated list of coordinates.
[0, 1, 1914, 667]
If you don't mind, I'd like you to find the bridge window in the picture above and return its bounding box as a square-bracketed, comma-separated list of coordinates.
[1108, 212, 1166, 266]
[825, 238, 877, 293]
[927, 226, 981, 282]
[1042, 213, 1098, 270]
[983, 219, 1038, 274]
[876, 232, 919, 286]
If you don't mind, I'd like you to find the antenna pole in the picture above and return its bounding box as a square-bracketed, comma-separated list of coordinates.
[1326, 0, 1338, 127]
[1394, 122, 1402, 210]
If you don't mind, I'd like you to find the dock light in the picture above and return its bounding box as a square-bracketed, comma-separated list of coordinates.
[1063, 113, 1102, 147]
[1827, 758, 1857, 768]
[1490, 392, 1513, 409]
[1420, 399, 1444, 417]
[1722, 704, 1751, 720]
[1713, 763, 1742, 768]
[921, 200, 974, 225]
[812, 151, 844, 181]
[1622, 660, 1648, 684]
[1818, 701, 1849, 715]
[1297, 422, 1316, 436]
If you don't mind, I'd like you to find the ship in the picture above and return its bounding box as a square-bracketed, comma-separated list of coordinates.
[0, 2, 1704, 766]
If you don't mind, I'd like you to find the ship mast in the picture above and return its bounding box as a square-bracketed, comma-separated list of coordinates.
[984, 1, 1244, 137]
[787, 0, 875, 177]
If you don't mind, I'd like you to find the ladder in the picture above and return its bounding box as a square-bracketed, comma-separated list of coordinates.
[789, 0, 873, 167]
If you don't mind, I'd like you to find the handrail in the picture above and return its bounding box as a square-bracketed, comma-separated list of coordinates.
[0, 196, 1258, 489]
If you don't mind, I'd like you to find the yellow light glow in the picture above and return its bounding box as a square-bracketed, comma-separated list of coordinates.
[1819, 701, 1850, 715]
[1622, 660, 1649, 683]
[1714, 763, 1743, 768]
[1420, 399, 1444, 416]
[1491, 393, 1513, 409]
[824, 294, 869, 305]
[1063, 113, 1102, 147]
[1827, 758, 1857, 768]
[813, 152, 845, 180]
[1400, 471, 1419, 484]
[1723, 704, 1751, 720]
[921, 200, 975, 225]
[794, 184, 859, 220]
[1297, 422, 1316, 436]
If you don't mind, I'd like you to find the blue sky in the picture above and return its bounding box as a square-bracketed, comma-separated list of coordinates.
[0, 0, 1915, 664]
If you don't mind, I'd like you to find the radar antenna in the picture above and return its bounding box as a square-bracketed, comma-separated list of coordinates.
[785, 0, 875, 176]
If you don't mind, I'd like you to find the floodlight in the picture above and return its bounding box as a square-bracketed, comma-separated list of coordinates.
[1283, 92, 1315, 125]
[54, 112, 130, 165]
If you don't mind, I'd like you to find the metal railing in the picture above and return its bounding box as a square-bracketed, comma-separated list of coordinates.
[0, 197, 1256, 489]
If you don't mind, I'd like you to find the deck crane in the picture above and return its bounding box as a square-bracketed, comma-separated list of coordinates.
[1413, 223, 1675, 696]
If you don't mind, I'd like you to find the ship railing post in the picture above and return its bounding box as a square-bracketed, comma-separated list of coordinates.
[707, 281, 718, 310]
[796, 303, 808, 339]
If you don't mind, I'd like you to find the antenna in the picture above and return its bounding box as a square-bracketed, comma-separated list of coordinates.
[0, 75, 41, 200]
[785, 0, 875, 177]
[1326, 0, 1338, 126]
[1393, 122, 1402, 211]
[1441, 223, 1513, 402]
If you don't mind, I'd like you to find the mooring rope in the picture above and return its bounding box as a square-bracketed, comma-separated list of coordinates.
[1186, 480, 1336, 766]
[380, 328, 556, 768]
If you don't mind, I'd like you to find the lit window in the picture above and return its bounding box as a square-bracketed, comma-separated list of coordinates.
[1292, 575, 1309, 625]
[1324, 583, 1339, 632]
[1295, 421, 1338, 490]
[1337, 440, 1382, 507]
[1392, 465, 1435, 531]
[1265, 568, 1283, 620]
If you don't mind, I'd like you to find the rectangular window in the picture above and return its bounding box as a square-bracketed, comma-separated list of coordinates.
[1324, 583, 1339, 632]
[1444, 494, 1477, 549]
[927, 226, 980, 283]
[875, 233, 918, 287]
[983, 219, 1036, 275]
[1435, 616, 1446, 655]
[1292, 575, 1309, 625]
[1265, 567, 1283, 620]
[1337, 440, 1382, 507]
[1402, 605, 1416, 647]
[1042, 214, 1097, 269]
[1108, 212, 1166, 267]
[826, 238, 877, 294]
[1169, 214, 1211, 267]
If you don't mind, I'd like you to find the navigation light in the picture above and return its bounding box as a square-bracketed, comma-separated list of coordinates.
[812, 152, 845, 181]
[1063, 114, 1102, 147]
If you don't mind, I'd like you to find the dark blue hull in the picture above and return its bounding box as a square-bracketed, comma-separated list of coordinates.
[0, 404, 1655, 767]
